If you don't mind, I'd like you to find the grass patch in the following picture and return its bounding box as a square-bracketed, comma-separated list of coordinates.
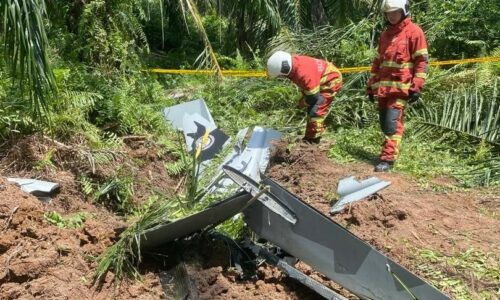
[44, 211, 91, 229]
[414, 248, 499, 299]
[327, 122, 493, 186]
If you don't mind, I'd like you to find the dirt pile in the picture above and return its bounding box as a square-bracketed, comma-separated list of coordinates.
[1, 135, 498, 299]
[155, 236, 327, 300]
[267, 141, 499, 296]
[0, 135, 167, 299]
[268, 142, 499, 257]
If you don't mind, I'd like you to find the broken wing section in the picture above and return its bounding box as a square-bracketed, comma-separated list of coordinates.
[139, 192, 252, 249]
[243, 176, 450, 300]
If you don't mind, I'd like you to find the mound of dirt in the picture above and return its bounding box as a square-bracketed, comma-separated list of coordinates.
[0, 176, 165, 299]
[267, 141, 500, 296]
[0, 135, 170, 299]
[1, 134, 498, 299]
[268, 142, 499, 256]
[153, 235, 338, 300]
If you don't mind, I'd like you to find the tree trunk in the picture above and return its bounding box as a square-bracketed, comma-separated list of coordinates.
[311, 0, 328, 27]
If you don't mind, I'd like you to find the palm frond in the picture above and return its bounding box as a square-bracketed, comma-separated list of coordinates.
[413, 80, 500, 146]
[182, 0, 222, 77]
[1, 0, 57, 121]
[465, 155, 500, 186]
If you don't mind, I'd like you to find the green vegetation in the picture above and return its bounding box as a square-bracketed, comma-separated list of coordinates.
[1, 0, 499, 298]
[45, 211, 90, 229]
[415, 249, 499, 299]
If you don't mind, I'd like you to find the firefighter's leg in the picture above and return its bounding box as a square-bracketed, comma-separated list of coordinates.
[304, 94, 333, 142]
[378, 98, 406, 164]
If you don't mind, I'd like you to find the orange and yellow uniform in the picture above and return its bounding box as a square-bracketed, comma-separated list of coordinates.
[367, 17, 428, 161]
[288, 55, 343, 140]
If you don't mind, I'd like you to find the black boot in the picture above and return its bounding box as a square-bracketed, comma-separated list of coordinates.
[374, 160, 393, 172]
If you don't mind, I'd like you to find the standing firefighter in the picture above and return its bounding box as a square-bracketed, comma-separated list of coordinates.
[367, 0, 428, 172]
[267, 51, 343, 144]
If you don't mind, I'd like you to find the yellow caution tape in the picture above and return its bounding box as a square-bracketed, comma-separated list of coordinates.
[151, 56, 500, 77]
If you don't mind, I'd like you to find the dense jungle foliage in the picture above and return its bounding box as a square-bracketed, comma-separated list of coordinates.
[0, 0, 499, 298]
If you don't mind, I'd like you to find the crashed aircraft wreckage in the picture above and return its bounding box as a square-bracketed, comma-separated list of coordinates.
[139, 165, 449, 299]
[223, 166, 449, 300]
[156, 100, 448, 298]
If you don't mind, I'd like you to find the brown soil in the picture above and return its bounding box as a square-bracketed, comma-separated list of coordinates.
[267, 141, 500, 296]
[1, 135, 498, 299]
[155, 235, 330, 300]
[0, 135, 168, 299]
[268, 142, 500, 255]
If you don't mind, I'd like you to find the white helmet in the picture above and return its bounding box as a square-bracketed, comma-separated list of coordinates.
[382, 0, 409, 16]
[266, 51, 292, 78]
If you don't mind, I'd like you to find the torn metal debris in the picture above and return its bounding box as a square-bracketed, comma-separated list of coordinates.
[163, 99, 231, 176]
[158, 99, 448, 299]
[223, 165, 297, 224]
[139, 192, 252, 249]
[241, 174, 449, 300]
[243, 240, 347, 300]
[163, 99, 216, 132]
[206, 126, 282, 194]
[7, 178, 60, 197]
[330, 176, 391, 214]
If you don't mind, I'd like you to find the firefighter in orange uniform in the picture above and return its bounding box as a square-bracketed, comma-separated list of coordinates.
[267, 51, 343, 144]
[367, 0, 428, 172]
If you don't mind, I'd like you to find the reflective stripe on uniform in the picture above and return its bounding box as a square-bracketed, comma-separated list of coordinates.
[381, 61, 414, 68]
[320, 63, 342, 84]
[412, 48, 428, 59]
[415, 72, 427, 79]
[371, 81, 411, 89]
[384, 134, 402, 141]
[395, 99, 407, 107]
[304, 86, 320, 95]
[308, 116, 324, 122]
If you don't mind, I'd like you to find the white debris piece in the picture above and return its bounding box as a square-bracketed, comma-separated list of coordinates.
[330, 176, 391, 214]
[7, 178, 60, 196]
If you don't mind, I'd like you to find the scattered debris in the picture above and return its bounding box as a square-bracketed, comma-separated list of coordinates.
[6, 178, 60, 197]
[139, 165, 447, 299]
[330, 176, 391, 214]
[163, 99, 231, 176]
[163, 99, 216, 132]
[239, 172, 449, 300]
[243, 240, 347, 300]
[206, 126, 282, 193]
[139, 192, 253, 249]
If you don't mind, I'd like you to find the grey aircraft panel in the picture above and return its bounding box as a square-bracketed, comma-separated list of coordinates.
[243, 176, 450, 300]
[331, 176, 391, 214]
[7, 178, 60, 196]
[163, 99, 216, 131]
[140, 192, 252, 249]
[206, 127, 282, 194]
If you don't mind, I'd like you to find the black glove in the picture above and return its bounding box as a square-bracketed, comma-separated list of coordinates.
[368, 94, 375, 103]
[408, 92, 420, 104]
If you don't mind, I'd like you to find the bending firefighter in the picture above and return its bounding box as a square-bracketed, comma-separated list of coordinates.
[267, 51, 343, 144]
[367, 0, 428, 172]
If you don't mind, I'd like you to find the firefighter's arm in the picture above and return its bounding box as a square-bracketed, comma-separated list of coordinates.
[367, 48, 382, 95]
[366, 32, 385, 95]
[410, 29, 429, 94]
